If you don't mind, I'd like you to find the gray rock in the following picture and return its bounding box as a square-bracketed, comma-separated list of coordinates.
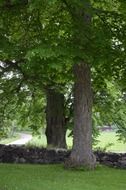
[19, 157, 26, 163]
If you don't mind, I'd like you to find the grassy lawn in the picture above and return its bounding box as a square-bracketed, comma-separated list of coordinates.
[0, 134, 20, 145]
[0, 132, 125, 190]
[95, 131, 126, 153]
[27, 131, 126, 153]
[26, 135, 47, 148]
[0, 164, 126, 190]
[1, 130, 125, 153]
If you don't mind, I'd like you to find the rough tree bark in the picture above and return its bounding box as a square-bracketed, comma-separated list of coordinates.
[65, 62, 96, 169]
[45, 88, 67, 149]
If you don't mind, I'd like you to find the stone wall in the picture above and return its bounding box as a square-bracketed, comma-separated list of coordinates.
[96, 151, 126, 169]
[0, 144, 126, 169]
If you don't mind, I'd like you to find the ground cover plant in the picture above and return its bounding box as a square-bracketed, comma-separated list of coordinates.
[0, 164, 126, 190]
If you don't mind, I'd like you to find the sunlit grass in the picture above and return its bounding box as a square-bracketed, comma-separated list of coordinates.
[1, 130, 125, 153]
[26, 135, 47, 148]
[26, 131, 126, 153]
[95, 131, 126, 152]
[0, 134, 20, 145]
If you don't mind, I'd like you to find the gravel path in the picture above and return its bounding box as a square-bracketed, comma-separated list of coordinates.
[7, 133, 32, 145]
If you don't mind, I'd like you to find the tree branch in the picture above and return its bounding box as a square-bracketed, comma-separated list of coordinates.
[0, 0, 28, 10]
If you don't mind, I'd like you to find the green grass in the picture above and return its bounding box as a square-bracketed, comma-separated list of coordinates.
[0, 164, 126, 190]
[95, 131, 126, 152]
[0, 134, 20, 145]
[27, 131, 126, 153]
[26, 135, 47, 147]
[1, 130, 125, 153]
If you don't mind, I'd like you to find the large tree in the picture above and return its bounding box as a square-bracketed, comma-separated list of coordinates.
[63, 0, 126, 169]
[0, 0, 126, 169]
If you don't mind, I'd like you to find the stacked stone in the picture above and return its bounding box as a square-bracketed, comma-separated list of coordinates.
[0, 144, 126, 169]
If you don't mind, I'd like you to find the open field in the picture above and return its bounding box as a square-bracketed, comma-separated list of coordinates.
[0, 164, 126, 190]
[0, 131, 125, 153]
[27, 131, 126, 153]
[0, 134, 20, 145]
[95, 131, 126, 152]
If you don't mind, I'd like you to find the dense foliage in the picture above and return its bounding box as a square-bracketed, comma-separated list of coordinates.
[0, 0, 126, 143]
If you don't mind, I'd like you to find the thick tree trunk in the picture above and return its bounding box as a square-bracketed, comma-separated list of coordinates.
[65, 62, 96, 169]
[45, 88, 67, 149]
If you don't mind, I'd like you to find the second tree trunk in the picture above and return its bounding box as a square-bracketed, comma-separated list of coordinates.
[45, 88, 67, 148]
